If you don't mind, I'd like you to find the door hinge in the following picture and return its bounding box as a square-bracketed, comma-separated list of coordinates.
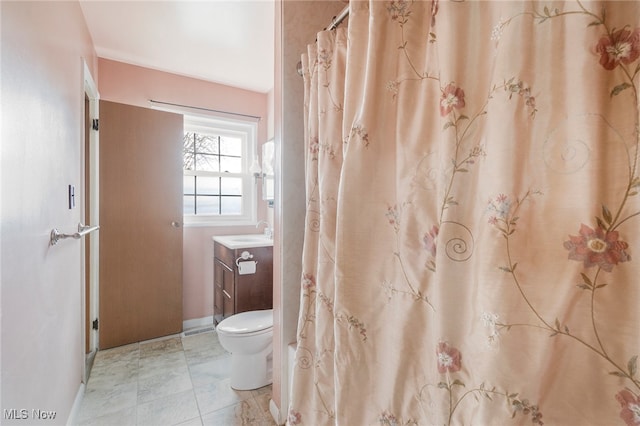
[92, 319, 99, 330]
[92, 118, 99, 131]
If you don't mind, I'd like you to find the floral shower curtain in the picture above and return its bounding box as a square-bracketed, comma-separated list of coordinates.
[290, 1, 640, 425]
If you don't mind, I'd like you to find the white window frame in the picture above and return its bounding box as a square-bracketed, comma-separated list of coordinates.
[183, 115, 258, 227]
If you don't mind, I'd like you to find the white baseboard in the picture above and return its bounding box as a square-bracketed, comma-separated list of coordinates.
[66, 382, 85, 426]
[183, 316, 214, 331]
[269, 399, 284, 425]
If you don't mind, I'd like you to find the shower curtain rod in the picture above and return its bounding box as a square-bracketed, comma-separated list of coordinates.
[297, 6, 350, 76]
[148, 99, 261, 121]
[326, 5, 349, 31]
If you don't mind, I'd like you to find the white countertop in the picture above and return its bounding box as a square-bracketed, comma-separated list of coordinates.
[212, 234, 274, 249]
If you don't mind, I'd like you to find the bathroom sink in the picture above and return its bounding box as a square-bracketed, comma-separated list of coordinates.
[213, 234, 273, 249]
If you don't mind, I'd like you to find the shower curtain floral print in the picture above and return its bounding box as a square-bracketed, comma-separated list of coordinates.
[290, 1, 640, 425]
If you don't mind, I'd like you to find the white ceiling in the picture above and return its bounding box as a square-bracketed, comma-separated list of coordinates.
[79, 0, 275, 93]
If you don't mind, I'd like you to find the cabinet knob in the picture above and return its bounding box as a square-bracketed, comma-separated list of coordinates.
[171, 221, 181, 228]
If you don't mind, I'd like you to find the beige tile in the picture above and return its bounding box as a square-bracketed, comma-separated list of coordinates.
[194, 378, 253, 416]
[94, 343, 139, 364]
[89, 344, 139, 386]
[253, 392, 272, 419]
[201, 399, 270, 426]
[251, 384, 273, 421]
[251, 384, 272, 398]
[137, 366, 193, 404]
[77, 331, 254, 426]
[181, 332, 217, 351]
[140, 336, 183, 358]
[77, 381, 138, 421]
[138, 350, 189, 381]
[188, 355, 232, 389]
[76, 406, 137, 426]
[88, 358, 139, 389]
[175, 417, 203, 426]
[183, 333, 229, 366]
[136, 389, 199, 426]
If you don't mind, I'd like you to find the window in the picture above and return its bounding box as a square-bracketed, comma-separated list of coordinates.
[183, 115, 258, 226]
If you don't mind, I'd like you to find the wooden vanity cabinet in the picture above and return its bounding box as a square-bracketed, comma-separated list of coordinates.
[213, 241, 273, 324]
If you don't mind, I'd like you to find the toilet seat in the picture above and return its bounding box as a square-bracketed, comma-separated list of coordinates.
[217, 309, 273, 334]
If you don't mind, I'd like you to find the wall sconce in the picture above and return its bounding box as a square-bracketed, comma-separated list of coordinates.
[250, 155, 264, 181]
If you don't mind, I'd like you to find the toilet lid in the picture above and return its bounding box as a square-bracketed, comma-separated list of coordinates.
[217, 309, 273, 334]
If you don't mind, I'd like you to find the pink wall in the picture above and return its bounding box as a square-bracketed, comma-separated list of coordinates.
[1, 1, 98, 423]
[97, 59, 271, 322]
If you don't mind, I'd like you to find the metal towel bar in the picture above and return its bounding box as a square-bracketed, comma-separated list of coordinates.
[50, 223, 100, 246]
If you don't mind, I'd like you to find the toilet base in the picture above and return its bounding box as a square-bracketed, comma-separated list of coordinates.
[230, 349, 273, 391]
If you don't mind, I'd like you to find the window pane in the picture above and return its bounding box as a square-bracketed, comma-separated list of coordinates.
[197, 196, 220, 215]
[197, 176, 219, 195]
[183, 176, 195, 195]
[183, 133, 195, 170]
[220, 156, 242, 173]
[221, 196, 242, 215]
[220, 136, 242, 156]
[184, 156, 195, 171]
[184, 133, 195, 149]
[194, 153, 219, 172]
[183, 195, 195, 215]
[196, 134, 219, 155]
[220, 177, 242, 195]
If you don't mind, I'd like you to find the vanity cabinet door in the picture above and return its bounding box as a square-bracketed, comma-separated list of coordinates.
[214, 242, 236, 321]
[221, 262, 235, 318]
[214, 256, 235, 322]
[213, 259, 225, 323]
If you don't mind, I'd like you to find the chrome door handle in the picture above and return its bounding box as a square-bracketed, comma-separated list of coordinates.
[171, 221, 181, 228]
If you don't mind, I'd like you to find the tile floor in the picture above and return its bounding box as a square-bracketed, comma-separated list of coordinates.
[75, 330, 277, 426]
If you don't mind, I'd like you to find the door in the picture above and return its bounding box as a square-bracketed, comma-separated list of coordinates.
[84, 94, 91, 355]
[99, 100, 183, 349]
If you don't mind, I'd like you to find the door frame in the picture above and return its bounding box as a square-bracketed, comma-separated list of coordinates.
[81, 59, 100, 383]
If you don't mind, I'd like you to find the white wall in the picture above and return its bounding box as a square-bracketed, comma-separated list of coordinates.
[1, 2, 97, 423]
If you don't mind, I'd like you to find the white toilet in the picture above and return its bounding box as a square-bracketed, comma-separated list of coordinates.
[216, 309, 273, 390]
